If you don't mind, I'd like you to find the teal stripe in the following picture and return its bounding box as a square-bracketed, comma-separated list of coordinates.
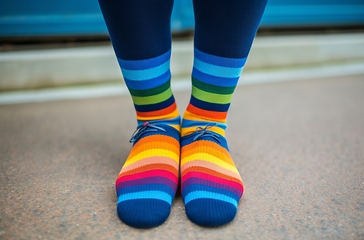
[118, 191, 172, 205]
[194, 59, 243, 78]
[128, 79, 170, 97]
[121, 60, 170, 81]
[192, 77, 236, 94]
[184, 191, 237, 207]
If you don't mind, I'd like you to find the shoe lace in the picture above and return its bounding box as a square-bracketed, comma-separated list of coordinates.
[129, 121, 166, 144]
[192, 123, 221, 143]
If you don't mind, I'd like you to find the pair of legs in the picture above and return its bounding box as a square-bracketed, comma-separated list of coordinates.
[98, 0, 267, 228]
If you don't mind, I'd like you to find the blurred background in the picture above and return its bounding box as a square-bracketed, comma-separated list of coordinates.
[1, 0, 364, 38]
[1, 0, 364, 94]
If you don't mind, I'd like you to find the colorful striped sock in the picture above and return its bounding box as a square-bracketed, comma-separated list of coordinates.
[97, 0, 180, 228]
[181, 48, 246, 226]
[115, 50, 181, 228]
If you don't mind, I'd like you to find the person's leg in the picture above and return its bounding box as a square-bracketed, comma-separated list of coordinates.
[98, 0, 179, 228]
[181, 0, 268, 226]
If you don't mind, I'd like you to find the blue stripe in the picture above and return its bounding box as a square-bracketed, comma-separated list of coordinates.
[183, 177, 242, 197]
[190, 95, 230, 112]
[116, 176, 177, 192]
[121, 60, 170, 81]
[194, 48, 247, 68]
[184, 190, 238, 207]
[181, 119, 227, 130]
[124, 71, 170, 90]
[134, 95, 175, 112]
[194, 59, 243, 78]
[132, 124, 180, 145]
[118, 190, 172, 205]
[182, 184, 240, 201]
[117, 50, 171, 70]
[192, 68, 239, 87]
[117, 183, 176, 197]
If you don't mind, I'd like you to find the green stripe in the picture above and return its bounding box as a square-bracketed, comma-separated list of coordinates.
[192, 86, 232, 104]
[128, 80, 170, 97]
[192, 77, 235, 94]
[132, 88, 173, 105]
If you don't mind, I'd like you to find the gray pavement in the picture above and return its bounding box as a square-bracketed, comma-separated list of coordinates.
[1, 74, 364, 239]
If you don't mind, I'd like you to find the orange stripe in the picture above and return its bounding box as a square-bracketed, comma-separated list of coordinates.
[130, 134, 179, 155]
[181, 140, 234, 165]
[187, 104, 227, 121]
[137, 108, 179, 121]
[182, 144, 232, 165]
[136, 102, 177, 118]
[182, 166, 243, 184]
[132, 135, 179, 150]
[126, 143, 180, 161]
[119, 163, 178, 177]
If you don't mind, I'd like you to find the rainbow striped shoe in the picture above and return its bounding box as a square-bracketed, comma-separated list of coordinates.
[115, 121, 180, 228]
[181, 122, 244, 226]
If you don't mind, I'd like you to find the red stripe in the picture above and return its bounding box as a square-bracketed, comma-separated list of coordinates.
[187, 104, 227, 120]
[182, 171, 243, 192]
[116, 169, 178, 185]
[136, 102, 177, 118]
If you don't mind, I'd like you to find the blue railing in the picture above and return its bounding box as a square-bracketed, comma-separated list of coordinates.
[1, 0, 364, 37]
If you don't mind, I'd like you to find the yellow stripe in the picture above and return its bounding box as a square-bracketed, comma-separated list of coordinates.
[170, 124, 180, 131]
[181, 153, 239, 174]
[182, 145, 232, 164]
[124, 149, 179, 167]
[182, 110, 204, 121]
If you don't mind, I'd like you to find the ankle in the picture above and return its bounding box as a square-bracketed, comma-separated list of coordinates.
[137, 116, 181, 132]
[181, 112, 227, 138]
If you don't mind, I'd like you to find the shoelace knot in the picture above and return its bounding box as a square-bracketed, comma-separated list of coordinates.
[129, 121, 166, 144]
[192, 123, 221, 143]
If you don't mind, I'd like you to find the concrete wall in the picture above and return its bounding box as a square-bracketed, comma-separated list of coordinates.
[1, 33, 364, 91]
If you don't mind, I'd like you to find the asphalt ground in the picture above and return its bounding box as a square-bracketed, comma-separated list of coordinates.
[1, 74, 364, 239]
